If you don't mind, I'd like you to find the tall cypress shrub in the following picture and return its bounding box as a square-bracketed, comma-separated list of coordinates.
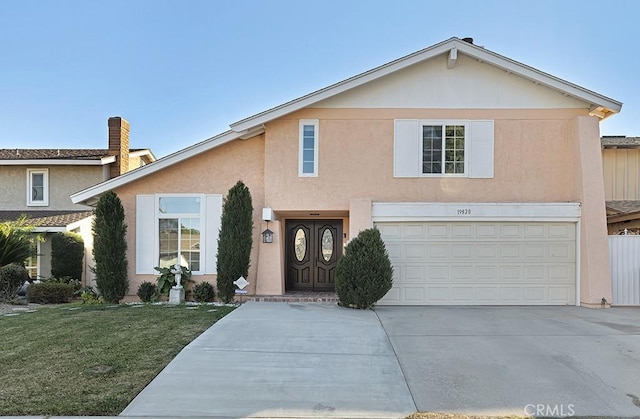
[335, 228, 393, 309]
[51, 232, 84, 280]
[216, 181, 253, 303]
[92, 191, 128, 303]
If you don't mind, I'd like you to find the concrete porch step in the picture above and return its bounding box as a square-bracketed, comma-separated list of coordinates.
[245, 291, 338, 304]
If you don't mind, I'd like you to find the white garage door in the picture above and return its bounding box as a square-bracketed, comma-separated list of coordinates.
[376, 222, 576, 305]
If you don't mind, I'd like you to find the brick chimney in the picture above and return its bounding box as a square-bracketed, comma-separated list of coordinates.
[107, 117, 130, 178]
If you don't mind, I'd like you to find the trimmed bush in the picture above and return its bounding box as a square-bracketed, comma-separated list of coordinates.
[26, 282, 75, 304]
[0, 263, 29, 301]
[335, 228, 393, 309]
[92, 191, 128, 303]
[51, 232, 84, 281]
[193, 281, 215, 302]
[137, 281, 157, 302]
[216, 181, 253, 303]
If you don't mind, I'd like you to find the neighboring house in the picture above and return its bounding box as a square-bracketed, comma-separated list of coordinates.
[601, 136, 640, 234]
[72, 37, 620, 307]
[0, 117, 155, 283]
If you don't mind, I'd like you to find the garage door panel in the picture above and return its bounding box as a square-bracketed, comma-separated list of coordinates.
[377, 221, 576, 305]
[427, 244, 449, 258]
[477, 224, 499, 238]
[499, 244, 521, 258]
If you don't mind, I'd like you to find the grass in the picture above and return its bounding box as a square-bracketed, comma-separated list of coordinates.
[0, 302, 235, 416]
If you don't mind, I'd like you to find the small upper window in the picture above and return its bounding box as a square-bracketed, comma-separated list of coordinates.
[27, 169, 49, 206]
[299, 119, 319, 177]
[422, 123, 466, 175]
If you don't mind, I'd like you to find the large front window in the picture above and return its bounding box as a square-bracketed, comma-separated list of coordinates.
[422, 124, 465, 175]
[158, 196, 201, 272]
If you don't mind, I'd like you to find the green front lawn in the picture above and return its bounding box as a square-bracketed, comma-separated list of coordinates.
[0, 303, 234, 416]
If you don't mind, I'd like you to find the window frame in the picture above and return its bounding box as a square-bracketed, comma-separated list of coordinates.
[27, 168, 49, 206]
[419, 120, 469, 178]
[298, 119, 319, 177]
[155, 194, 204, 274]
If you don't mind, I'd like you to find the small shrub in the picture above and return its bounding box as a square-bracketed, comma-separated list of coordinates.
[51, 232, 84, 281]
[44, 276, 82, 292]
[77, 286, 103, 305]
[0, 263, 29, 301]
[154, 265, 193, 295]
[137, 281, 157, 302]
[26, 282, 75, 304]
[335, 228, 393, 309]
[193, 282, 215, 302]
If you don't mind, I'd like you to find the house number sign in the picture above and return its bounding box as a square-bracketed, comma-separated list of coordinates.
[457, 209, 471, 215]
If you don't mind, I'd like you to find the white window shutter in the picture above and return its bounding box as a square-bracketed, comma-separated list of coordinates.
[469, 120, 494, 179]
[204, 194, 223, 274]
[394, 119, 420, 177]
[135, 195, 156, 274]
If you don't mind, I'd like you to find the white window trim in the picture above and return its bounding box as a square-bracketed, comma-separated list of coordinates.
[299, 119, 319, 177]
[155, 194, 205, 275]
[419, 119, 469, 178]
[27, 168, 49, 206]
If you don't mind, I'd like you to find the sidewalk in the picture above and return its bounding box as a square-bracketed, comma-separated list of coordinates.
[120, 302, 416, 418]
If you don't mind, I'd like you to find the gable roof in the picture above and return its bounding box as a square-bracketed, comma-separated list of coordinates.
[0, 148, 156, 165]
[0, 210, 94, 230]
[71, 37, 623, 205]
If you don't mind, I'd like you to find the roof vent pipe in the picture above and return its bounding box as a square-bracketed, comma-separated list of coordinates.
[462, 37, 474, 44]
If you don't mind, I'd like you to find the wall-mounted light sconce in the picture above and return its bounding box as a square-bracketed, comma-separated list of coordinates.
[262, 221, 274, 244]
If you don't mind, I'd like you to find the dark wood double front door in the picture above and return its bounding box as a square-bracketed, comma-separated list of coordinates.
[286, 220, 342, 291]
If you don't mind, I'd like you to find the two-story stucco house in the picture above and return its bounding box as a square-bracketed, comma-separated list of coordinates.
[0, 117, 155, 282]
[72, 38, 621, 306]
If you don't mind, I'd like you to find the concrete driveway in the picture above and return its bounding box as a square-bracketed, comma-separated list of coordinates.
[121, 302, 416, 418]
[376, 305, 640, 417]
[122, 303, 640, 418]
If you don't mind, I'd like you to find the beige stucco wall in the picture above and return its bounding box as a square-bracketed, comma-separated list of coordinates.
[0, 165, 102, 211]
[264, 108, 585, 210]
[571, 116, 612, 306]
[113, 134, 265, 297]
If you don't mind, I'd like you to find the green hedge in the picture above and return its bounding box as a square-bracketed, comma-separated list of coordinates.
[26, 282, 75, 304]
[51, 232, 84, 280]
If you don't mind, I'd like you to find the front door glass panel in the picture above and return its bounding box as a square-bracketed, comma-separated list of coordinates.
[294, 228, 307, 262]
[321, 228, 333, 261]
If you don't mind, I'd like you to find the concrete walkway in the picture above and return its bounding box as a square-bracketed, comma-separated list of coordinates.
[120, 302, 416, 418]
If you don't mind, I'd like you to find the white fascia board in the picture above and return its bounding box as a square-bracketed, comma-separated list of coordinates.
[32, 226, 67, 233]
[1, 159, 110, 166]
[71, 130, 242, 205]
[129, 149, 157, 162]
[230, 38, 621, 132]
[230, 39, 459, 132]
[452, 42, 622, 115]
[372, 202, 581, 222]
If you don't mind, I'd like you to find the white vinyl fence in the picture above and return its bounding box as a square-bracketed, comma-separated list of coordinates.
[609, 235, 640, 305]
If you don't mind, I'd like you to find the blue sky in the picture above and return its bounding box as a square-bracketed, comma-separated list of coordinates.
[1, 0, 638, 158]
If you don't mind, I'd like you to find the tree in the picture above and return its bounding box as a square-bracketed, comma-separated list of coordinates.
[51, 232, 84, 280]
[92, 191, 128, 303]
[0, 216, 34, 267]
[216, 181, 253, 303]
[335, 228, 393, 309]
